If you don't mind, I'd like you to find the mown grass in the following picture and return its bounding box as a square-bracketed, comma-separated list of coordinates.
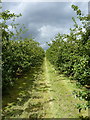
[2, 58, 88, 118]
[42, 58, 88, 118]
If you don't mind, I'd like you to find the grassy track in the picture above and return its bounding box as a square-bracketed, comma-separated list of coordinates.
[2, 57, 88, 118]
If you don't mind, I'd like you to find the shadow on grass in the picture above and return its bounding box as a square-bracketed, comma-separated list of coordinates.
[2, 63, 54, 118]
[2, 65, 44, 118]
[79, 115, 90, 120]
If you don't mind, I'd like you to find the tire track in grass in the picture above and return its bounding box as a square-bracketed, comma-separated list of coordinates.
[43, 57, 55, 118]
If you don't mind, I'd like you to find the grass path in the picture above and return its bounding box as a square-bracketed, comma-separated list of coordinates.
[2, 57, 88, 118]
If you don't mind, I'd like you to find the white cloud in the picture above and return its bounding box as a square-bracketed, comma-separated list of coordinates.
[38, 25, 69, 39]
[37, 25, 69, 49]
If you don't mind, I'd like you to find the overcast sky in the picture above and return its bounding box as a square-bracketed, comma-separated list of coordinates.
[2, 2, 88, 49]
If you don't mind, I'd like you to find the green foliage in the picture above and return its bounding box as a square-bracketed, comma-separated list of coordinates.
[46, 4, 90, 113]
[46, 4, 90, 85]
[73, 90, 90, 101]
[73, 90, 90, 114]
[1, 10, 45, 92]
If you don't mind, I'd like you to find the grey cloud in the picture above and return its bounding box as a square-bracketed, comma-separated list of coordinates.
[19, 3, 76, 26]
[2, 2, 88, 50]
[2, 2, 21, 11]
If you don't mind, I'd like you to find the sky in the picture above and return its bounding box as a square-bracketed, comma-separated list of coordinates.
[2, 2, 88, 50]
